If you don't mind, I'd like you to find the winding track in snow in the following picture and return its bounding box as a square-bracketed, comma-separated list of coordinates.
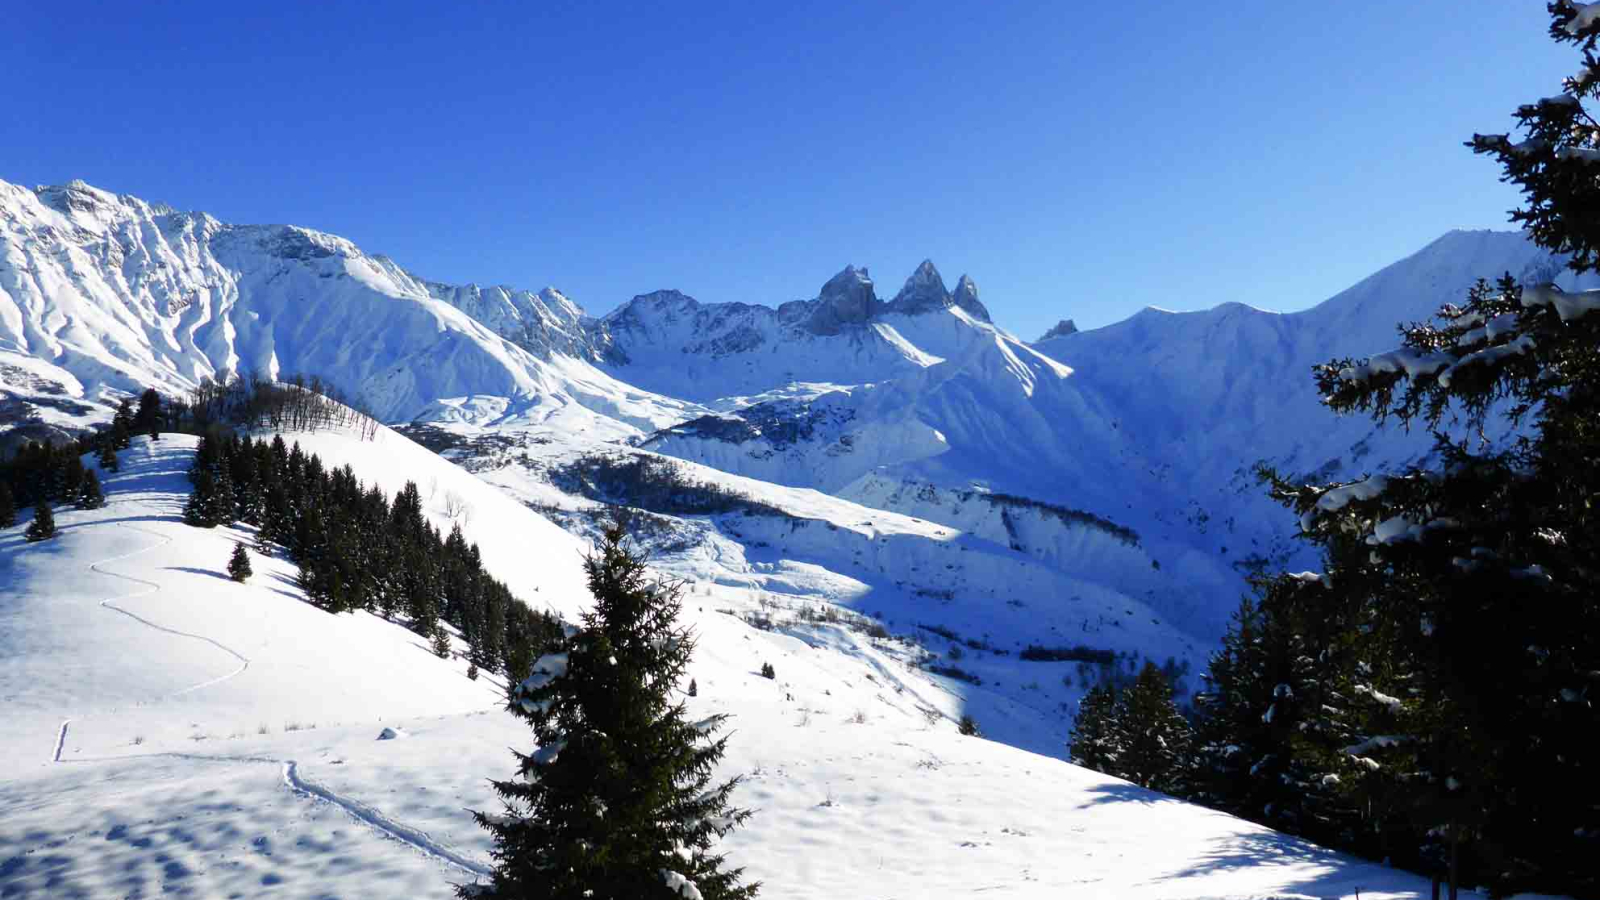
[52, 520, 251, 762]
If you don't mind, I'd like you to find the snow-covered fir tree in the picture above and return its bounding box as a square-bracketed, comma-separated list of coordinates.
[228, 542, 253, 583]
[75, 469, 104, 510]
[1230, 5, 1600, 893]
[1067, 683, 1119, 773]
[24, 501, 56, 542]
[466, 521, 757, 900]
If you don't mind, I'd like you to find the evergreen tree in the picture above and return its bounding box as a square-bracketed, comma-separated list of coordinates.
[467, 523, 757, 900]
[1112, 662, 1193, 795]
[1235, 8, 1600, 893]
[98, 441, 118, 473]
[76, 469, 104, 510]
[112, 399, 134, 450]
[24, 501, 56, 542]
[228, 542, 253, 583]
[1068, 684, 1121, 774]
[0, 481, 15, 528]
[432, 621, 453, 659]
[134, 388, 162, 434]
[184, 469, 217, 528]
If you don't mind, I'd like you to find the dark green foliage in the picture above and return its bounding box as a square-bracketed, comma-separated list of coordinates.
[958, 714, 980, 737]
[75, 469, 104, 510]
[466, 523, 757, 900]
[24, 501, 55, 542]
[1068, 684, 1119, 772]
[111, 399, 134, 450]
[1070, 665, 1192, 795]
[0, 482, 14, 528]
[467, 660, 479, 680]
[432, 622, 453, 659]
[760, 661, 775, 679]
[1193, 10, 1600, 894]
[1113, 663, 1194, 794]
[228, 542, 253, 582]
[1020, 643, 1115, 664]
[133, 388, 162, 435]
[98, 441, 118, 473]
[176, 431, 558, 677]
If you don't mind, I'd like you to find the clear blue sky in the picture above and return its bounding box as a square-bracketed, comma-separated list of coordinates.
[3, 2, 1572, 336]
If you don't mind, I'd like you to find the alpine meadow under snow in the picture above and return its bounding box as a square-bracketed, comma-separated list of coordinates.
[8, 4, 1600, 895]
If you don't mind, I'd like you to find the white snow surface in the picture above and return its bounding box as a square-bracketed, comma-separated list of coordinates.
[0, 429, 1456, 898]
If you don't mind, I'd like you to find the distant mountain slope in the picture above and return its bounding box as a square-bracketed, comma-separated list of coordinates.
[0, 179, 695, 432]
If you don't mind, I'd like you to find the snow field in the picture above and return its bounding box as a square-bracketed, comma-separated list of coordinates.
[0, 427, 1465, 898]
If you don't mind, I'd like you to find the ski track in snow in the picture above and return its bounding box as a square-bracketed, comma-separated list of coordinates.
[281, 760, 492, 878]
[48, 517, 491, 881]
[53, 521, 253, 762]
[51, 747, 491, 880]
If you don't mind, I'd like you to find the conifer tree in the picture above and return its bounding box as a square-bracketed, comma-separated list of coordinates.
[467, 522, 757, 900]
[24, 501, 56, 542]
[1112, 662, 1193, 795]
[1068, 683, 1121, 774]
[0, 482, 15, 528]
[112, 399, 134, 450]
[98, 441, 118, 473]
[134, 388, 162, 434]
[1239, 7, 1600, 893]
[432, 621, 453, 659]
[76, 469, 104, 510]
[228, 541, 253, 583]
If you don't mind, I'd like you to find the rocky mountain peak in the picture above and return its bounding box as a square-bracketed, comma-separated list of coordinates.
[887, 259, 952, 315]
[951, 274, 991, 322]
[807, 265, 879, 334]
[1036, 319, 1078, 342]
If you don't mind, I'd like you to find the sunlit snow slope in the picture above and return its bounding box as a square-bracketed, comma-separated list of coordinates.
[0, 430, 1455, 899]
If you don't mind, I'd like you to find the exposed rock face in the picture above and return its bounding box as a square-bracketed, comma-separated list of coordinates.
[1036, 319, 1078, 342]
[806, 265, 879, 334]
[951, 274, 992, 322]
[885, 259, 951, 315]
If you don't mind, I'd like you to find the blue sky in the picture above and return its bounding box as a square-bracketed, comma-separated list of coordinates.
[3, 2, 1572, 336]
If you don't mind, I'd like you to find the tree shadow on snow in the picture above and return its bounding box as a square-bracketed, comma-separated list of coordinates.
[162, 566, 231, 581]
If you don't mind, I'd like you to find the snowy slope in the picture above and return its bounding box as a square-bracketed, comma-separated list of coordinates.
[0, 179, 698, 432]
[0, 428, 1460, 899]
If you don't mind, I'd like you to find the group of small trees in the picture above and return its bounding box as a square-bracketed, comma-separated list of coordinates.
[2, 413, 120, 543]
[181, 432, 560, 687]
[1068, 663, 1193, 795]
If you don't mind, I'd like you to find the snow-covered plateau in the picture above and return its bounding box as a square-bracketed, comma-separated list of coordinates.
[1, 177, 1579, 896]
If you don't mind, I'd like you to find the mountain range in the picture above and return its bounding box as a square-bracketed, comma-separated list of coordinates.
[4, 176, 1588, 649]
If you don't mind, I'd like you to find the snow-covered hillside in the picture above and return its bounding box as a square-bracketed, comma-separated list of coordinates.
[0, 429, 1459, 898]
[0, 179, 698, 433]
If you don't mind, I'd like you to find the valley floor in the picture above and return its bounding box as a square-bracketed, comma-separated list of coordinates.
[0, 434, 1463, 899]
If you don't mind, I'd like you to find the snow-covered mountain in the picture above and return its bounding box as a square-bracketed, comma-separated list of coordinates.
[4, 176, 1586, 649]
[0, 179, 694, 436]
[0, 177, 1569, 896]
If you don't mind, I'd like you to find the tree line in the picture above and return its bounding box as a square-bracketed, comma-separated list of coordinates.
[183, 431, 561, 684]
